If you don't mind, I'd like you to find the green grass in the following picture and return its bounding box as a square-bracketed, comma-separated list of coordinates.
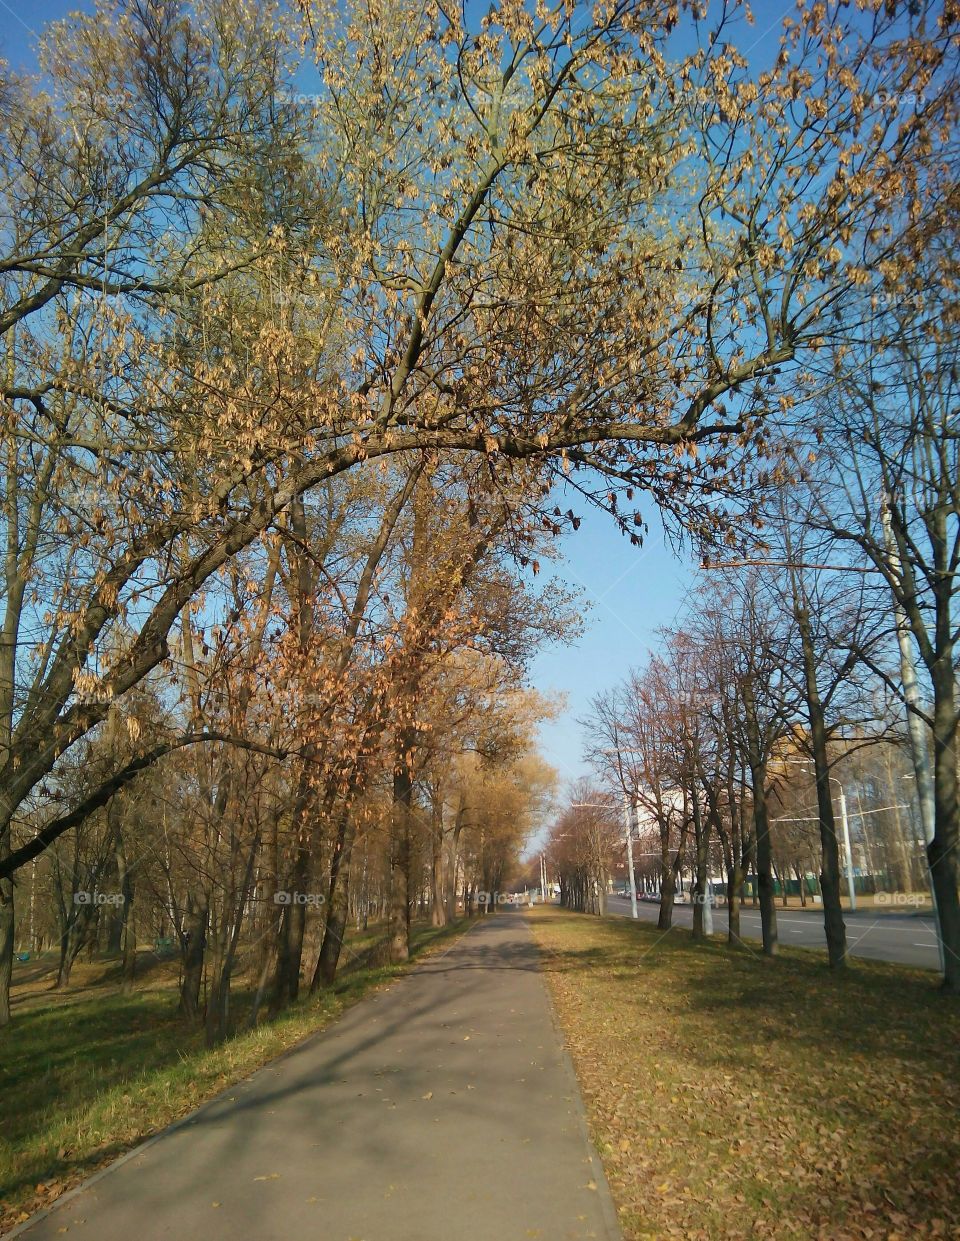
[528, 907, 960, 1241]
[0, 918, 472, 1233]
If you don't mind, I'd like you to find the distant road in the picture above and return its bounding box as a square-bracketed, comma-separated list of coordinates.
[605, 894, 942, 971]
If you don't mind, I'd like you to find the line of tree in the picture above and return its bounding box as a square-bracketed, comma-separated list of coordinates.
[8, 459, 563, 1038]
[577, 351, 960, 991]
[1, 0, 957, 1026]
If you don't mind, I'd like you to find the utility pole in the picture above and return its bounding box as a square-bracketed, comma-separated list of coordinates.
[624, 798, 638, 919]
[838, 786, 856, 912]
[881, 498, 945, 974]
[702, 832, 714, 935]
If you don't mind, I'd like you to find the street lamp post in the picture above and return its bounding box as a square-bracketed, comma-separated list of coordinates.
[836, 782, 856, 912]
[902, 774, 945, 973]
[595, 750, 642, 920]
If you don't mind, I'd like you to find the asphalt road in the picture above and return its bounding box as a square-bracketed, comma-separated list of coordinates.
[13, 912, 621, 1241]
[605, 894, 943, 970]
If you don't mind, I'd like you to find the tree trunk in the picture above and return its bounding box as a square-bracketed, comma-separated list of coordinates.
[207, 834, 258, 1046]
[56, 894, 97, 989]
[120, 898, 136, 994]
[106, 893, 124, 955]
[270, 494, 320, 1010]
[789, 575, 848, 966]
[0, 817, 12, 1025]
[728, 860, 744, 946]
[204, 921, 229, 1047]
[271, 769, 318, 1011]
[272, 876, 307, 1009]
[657, 845, 674, 931]
[179, 892, 208, 1020]
[595, 865, 607, 916]
[752, 774, 777, 956]
[115, 829, 136, 993]
[246, 941, 278, 1031]
[389, 736, 414, 964]
[691, 788, 709, 941]
[930, 667, 960, 993]
[312, 803, 358, 991]
[794, 863, 807, 908]
[445, 800, 466, 921]
[430, 809, 447, 928]
[257, 797, 281, 983]
[741, 679, 777, 956]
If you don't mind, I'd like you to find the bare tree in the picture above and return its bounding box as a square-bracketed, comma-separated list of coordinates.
[805, 260, 960, 990]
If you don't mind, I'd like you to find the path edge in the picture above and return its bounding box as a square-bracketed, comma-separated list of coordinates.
[523, 909, 624, 1241]
[3, 918, 481, 1240]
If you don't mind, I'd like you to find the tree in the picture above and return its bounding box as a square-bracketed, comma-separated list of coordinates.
[690, 576, 796, 955]
[584, 667, 689, 930]
[804, 258, 960, 989]
[550, 783, 621, 917]
[777, 509, 893, 967]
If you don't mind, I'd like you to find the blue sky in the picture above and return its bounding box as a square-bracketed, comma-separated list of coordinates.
[531, 500, 694, 783]
[0, 0, 58, 62]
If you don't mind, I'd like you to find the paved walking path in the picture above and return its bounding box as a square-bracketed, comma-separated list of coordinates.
[16, 912, 621, 1241]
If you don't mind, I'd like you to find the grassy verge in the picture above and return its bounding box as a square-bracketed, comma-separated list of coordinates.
[528, 907, 960, 1241]
[0, 917, 473, 1233]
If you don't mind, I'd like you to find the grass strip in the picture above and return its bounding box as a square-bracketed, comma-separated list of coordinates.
[0, 917, 472, 1233]
[528, 906, 960, 1241]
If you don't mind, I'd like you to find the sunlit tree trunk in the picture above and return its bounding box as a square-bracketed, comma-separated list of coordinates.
[743, 680, 777, 956]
